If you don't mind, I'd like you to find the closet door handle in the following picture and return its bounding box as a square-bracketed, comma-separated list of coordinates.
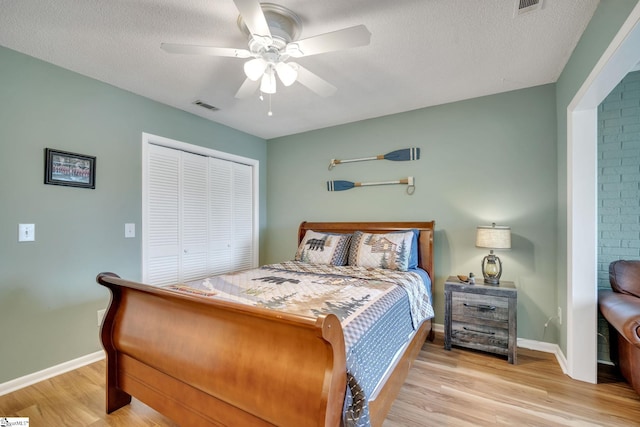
[463, 303, 496, 310]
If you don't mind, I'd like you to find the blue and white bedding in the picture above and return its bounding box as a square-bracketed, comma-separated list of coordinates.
[169, 261, 434, 427]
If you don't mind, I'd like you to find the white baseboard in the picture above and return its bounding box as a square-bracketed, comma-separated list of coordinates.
[517, 337, 568, 374]
[433, 322, 444, 334]
[0, 350, 105, 396]
[0, 327, 580, 396]
[433, 323, 569, 374]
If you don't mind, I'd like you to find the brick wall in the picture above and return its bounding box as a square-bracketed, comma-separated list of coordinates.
[597, 70, 640, 362]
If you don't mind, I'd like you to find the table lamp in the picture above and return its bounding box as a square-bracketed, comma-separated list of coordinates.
[475, 223, 511, 285]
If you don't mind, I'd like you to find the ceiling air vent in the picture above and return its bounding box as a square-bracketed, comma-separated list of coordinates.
[193, 100, 219, 111]
[515, 0, 544, 15]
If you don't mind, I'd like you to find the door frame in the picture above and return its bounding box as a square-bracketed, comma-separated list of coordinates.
[566, 3, 640, 383]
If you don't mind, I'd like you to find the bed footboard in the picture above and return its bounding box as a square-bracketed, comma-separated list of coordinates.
[97, 272, 347, 427]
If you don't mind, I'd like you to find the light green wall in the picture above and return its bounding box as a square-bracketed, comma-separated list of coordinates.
[266, 84, 558, 342]
[0, 46, 267, 384]
[555, 0, 640, 355]
[3, 0, 639, 386]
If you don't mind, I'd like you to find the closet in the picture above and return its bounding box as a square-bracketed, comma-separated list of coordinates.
[142, 137, 257, 286]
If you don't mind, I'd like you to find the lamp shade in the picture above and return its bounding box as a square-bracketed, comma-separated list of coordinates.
[476, 223, 511, 249]
[275, 62, 298, 86]
[260, 67, 276, 94]
[244, 58, 267, 81]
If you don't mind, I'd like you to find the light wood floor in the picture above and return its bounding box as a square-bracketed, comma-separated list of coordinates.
[1, 333, 639, 426]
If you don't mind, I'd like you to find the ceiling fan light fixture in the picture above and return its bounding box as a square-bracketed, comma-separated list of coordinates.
[244, 58, 267, 81]
[163, 1, 371, 103]
[260, 67, 277, 94]
[275, 62, 297, 86]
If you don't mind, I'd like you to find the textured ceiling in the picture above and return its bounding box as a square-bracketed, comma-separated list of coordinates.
[0, 0, 600, 139]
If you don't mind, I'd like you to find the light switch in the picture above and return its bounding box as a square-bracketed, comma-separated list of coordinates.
[125, 223, 135, 238]
[18, 224, 35, 242]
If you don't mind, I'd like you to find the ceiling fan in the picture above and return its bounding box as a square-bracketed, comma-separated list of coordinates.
[161, 0, 371, 101]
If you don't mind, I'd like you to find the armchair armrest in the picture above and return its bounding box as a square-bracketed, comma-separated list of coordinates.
[599, 289, 640, 348]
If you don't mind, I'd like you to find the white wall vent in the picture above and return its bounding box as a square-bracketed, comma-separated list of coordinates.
[193, 100, 219, 111]
[515, 0, 544, 16]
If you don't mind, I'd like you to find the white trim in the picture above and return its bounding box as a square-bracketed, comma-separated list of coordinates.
[568, 4, 640, 112]
[566, 109, 599, 383]
[141, 133, 260, 282]
[142, 132, 259, 167]
[435, 322, 569, 372]
[433, 322, 444, 334]
[0, 335, 608, 398]
[518, 338, 568, 375]
[566, 2, 640, 384]
[0, 351, 105, 396]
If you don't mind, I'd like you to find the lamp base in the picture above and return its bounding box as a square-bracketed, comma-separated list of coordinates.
[481, 251, 503, 286]
[483, 277, 500, 285]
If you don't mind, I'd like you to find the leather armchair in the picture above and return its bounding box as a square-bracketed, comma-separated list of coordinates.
[599, 260, 640, 395]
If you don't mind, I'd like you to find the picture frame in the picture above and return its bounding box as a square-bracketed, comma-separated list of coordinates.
[44, 148, 96, 189]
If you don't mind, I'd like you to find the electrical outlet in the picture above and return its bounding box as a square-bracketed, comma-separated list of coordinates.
[124, 223, 135, 238]
[557, 306, 562, 325]
[97, 309, 106, 326]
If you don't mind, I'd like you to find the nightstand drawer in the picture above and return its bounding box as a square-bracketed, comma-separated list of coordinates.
[451, 321, 509, 353]
[452, 292, 509, 322]
[444, 276, 517, 364]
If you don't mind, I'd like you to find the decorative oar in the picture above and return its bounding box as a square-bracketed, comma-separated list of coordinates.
[328, 147, 420, 170]
[327, 177, 415, 195]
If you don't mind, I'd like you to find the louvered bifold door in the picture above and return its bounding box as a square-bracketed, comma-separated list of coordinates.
[208, 157, 233, 275]
[231, 162, 254, 272]
[145, 141, 256, 284]
[146, 144, 180, 286]
[180, 152, 209, 282]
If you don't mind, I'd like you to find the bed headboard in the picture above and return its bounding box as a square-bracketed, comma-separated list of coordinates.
[298, 221, 435, 280]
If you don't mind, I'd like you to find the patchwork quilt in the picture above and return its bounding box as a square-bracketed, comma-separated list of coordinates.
[167, 261, 434, 427]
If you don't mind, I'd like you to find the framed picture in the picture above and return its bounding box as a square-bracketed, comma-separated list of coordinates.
[44, 148, 96, 189]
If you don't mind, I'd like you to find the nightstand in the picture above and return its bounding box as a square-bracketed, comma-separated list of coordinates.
[444, 276, 517, 364]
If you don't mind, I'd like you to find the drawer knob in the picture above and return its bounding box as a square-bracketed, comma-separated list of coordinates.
[463, 303, 496, 311]
[463, 326, 496, 335]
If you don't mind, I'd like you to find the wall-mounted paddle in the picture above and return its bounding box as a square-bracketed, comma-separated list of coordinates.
[328, 148, 420, 170]
[327, 177, 415, 195]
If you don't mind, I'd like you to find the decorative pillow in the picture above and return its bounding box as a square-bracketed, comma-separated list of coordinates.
[295, 230, 352, 266]
[408, 229, 420, 270]
[348, 230, 415, 271]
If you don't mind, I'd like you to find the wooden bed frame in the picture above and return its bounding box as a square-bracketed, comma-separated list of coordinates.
[97, 221, 435, 426]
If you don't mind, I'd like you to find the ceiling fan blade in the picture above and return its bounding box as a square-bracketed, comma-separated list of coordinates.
[233, 0, 273, 45]
[235, 77, 260, 99]
[286, 25, 371, 58]
[161, 43, 251, 58]
[290, 63, 337, 97]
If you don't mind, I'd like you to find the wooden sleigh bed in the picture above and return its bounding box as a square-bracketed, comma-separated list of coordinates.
[96, 221, 435, 426]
